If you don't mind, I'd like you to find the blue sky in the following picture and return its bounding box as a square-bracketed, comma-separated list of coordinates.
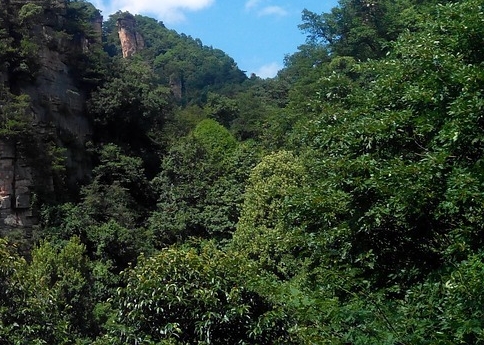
[91, 0, 339, 78]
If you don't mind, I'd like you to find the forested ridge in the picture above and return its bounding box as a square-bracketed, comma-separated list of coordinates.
[1, 0, 484, 343]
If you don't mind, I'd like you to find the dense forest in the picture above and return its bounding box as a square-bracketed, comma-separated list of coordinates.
[1, 0, 484, 343]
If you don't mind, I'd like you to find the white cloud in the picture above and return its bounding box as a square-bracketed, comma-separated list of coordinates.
[258, 5, 288, 17]
[244, 1, 288, 17]
[255, 62, 282, 79]
[245, 0, 261, 10]
[95, 0, 214, 23]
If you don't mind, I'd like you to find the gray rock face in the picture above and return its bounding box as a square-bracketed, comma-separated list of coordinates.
[0, 1, 101, 235]
[0, 142, 36, 234]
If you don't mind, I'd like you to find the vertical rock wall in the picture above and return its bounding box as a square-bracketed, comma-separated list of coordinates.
[0, 0, 102, 235]
[117, 14, 145, 58]
[0, 142, 35, 235]
[169, 74, 183, 100]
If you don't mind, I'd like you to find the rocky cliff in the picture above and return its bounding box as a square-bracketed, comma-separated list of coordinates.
[0, 0, 102, 234]
[0, 142, 35, 235]
[117, 14, 145, 58]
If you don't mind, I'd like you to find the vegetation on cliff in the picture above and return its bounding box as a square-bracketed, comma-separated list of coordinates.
[1, 0, 484, 344]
